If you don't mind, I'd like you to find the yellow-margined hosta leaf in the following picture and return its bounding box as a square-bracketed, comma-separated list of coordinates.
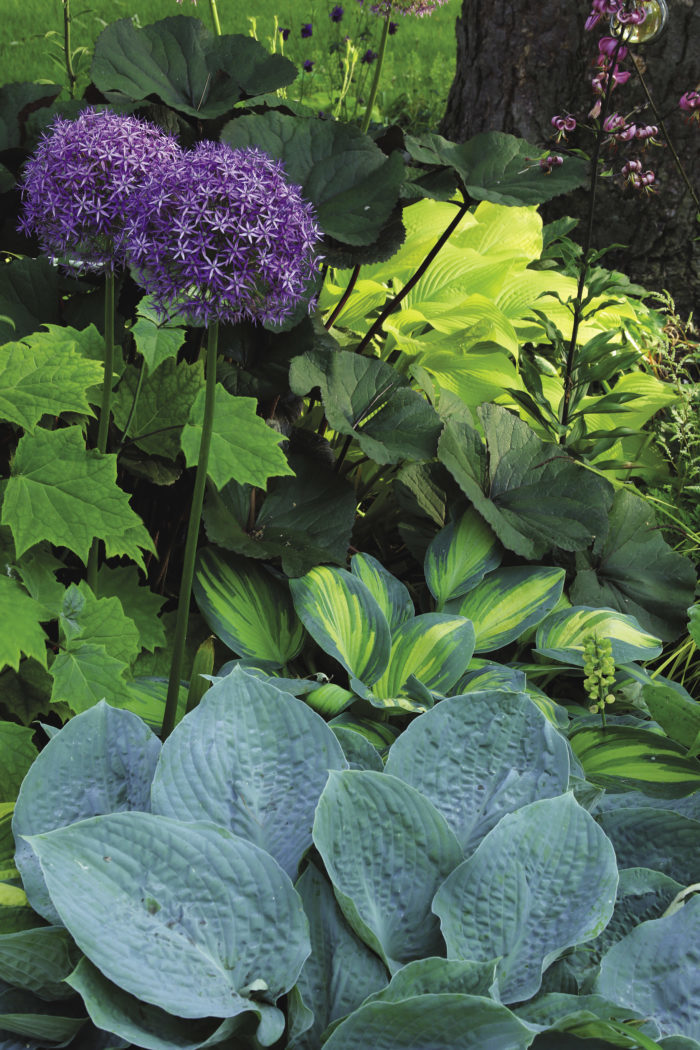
[447, 566, 565, 652]
[424, 508, 502, 609]
[571, 725, 700, 795]
[193, 547, 304, 669]
[289, 566, 391, 686]
[350, 553, 414, 633]
[372, 614, 475, 700]
[535, 606, 662, 667]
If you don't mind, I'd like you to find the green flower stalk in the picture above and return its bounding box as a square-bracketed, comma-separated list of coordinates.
[583, 633, 616, 724]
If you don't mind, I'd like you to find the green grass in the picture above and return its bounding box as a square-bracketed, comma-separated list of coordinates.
[1, 0, 459, 130]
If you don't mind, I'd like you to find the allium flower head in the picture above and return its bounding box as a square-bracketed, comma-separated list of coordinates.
[125, 141, 322, 327]
[18, 108, 180, 275]
[369, 0, 447, 16]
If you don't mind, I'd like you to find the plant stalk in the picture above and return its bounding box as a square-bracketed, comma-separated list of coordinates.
[162, 321, 219, 740]
[360, 6, 392, 135]
[324, 264, 361, 329]
[62, 0, 77, 99]
[86, 270, 115, 594]
[208, 0, 223, 36]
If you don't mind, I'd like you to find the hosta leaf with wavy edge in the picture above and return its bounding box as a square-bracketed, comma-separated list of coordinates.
[350, 553, 414, 633]
[331, 726, 384, 771]
[150, 668, 346, 880]
[323, 994, 535, 1050]
[597, 808, 700, 885]
[447, 566, 565, 652]
[290, 566, 391, 686]
[26, 812, 310, 1018]
[535, 606, 663, 667]
[385, 691, 569, 853]
[424, 507, 502, 608]
[360, 957, 500, 1006]
[570, 726, 700, 797]
[371, 614, 476, 699]
[193, 547, 304, 668]
[313, 770, 462, 973]
[0, 927, 79, 1000]
[433, 794, 618, 1003]
[595, 897, 700, 1041]
[12, 701, 160, 925]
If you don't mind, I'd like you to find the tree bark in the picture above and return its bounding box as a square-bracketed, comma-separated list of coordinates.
[440, 0, 700, 318]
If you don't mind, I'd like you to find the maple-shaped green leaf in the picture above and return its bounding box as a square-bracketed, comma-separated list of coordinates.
[11, 544, 65, 620]
[0, 576, 47, 673]
[49, 643, 133, 714]
[2, 426, 155, 570]
[130, 297, 187, 375]
[181, 385, 293, 490]
[0, 660, 53, 727]
[0, 338, 103, 431]
[59, 581, 141, 665]
[112, 358, 203, 459]
[97, 565, 167, 653]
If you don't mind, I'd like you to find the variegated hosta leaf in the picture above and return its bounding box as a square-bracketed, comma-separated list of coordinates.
[304, 682, 356, 717]
[193, 547, 304, 668]
[350, 553, 414, 632]
[424, 507, 502, 608]
[289, 566, 391, 686]
[371, 614, 475, 699]
[571, 726, 700, 796]
[447, 566, 564, 652]
[328, 714, 398, 758]
[535, 606, 662, 667]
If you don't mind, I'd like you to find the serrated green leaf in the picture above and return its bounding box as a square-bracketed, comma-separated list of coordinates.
[49, 644, 133, 715]
[182, 385, 292, 490]
[433, 794, 618, 1002]
[96, 566, 167, 654]
[10, 545, 65, 621]
[112, 358, 203, 460]
[385, 691, 569, 853]
[313, 770, 462, 972]
[151, 668, 346, 879]
[131, 298, 186, 375]
[424, 507, 502, 608]
[350, 553, 414, 633]
[447, 566, 565, 652]
[0, 722, 38, 802]
[59, 581, 140, 666]
[571, 726, 700, 796]
[0, 927, 80, 999]
[0, 576, 48, 673]
[535, 606, 663, 666]
[290, 567, 391, 686]
[372, 614, 475, 699]
[28, 812, 310, 1017]
[0, 660, 53, 727]
[0, 338, 102, 431]
[2, 426, 154, 570]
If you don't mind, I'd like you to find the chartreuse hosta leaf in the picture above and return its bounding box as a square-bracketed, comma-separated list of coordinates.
[570, 726, 700, 796]
[447, 566, 565, 653]
[288, 863, 388, 1050]
[535, 606, 663, 666]
[371, 614, 476, 700]
[290, 567, 391, 686]
[313, 770, 462, 973]
[26, 811, 310, 1019]
[385, 691, 569, 854]
[350, 553, 414, 633]
[433, 794, 618, 1003]
[151, 667, 346, 879]
[12, 702, 160, 924]
[424, 507, 503, 608]
[595, 896, 700, 1042]
[0, 927, 79, 1000]
[193, 547, 304, 668]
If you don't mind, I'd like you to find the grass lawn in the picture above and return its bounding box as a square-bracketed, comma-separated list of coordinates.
[1, 0, 460, 129]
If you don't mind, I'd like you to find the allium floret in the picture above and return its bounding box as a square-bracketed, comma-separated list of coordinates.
[125, 141, 322, 327]
[18, 108, 181, 275]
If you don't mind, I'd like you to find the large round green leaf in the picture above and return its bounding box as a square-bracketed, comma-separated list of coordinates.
[26, 812, 310, 1018]
[150, 667, 346, 879]
[313, 770, 462, 973]
[433, 794, 618, 1003]
[12, 701, 160, 924]
[595, 897, 700, 1041]
[385, 691, 570, 853]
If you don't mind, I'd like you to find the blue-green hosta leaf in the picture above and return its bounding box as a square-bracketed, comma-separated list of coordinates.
[595, 896, 700, 1041]
[331, 726, 384, 771]
[290, 567, 391, 686]
[385, 691, 569, 854]
[0, 927, 79, 999]
[12, 701, 160, 924]
[0, 576, 47, 674]
[433, 793, 618, 1003]
[350, 553, 414, 633]
[27, 812, 310, 1018]
[193, 547, 304, 668]
[323, 994, 535, 1050]
[0, 723, 38, 802]
[424, 507, 503, 608]
[67, 958, 275, 1050]
[371, 614, 475, 699]
[150, 667, 346, 879]
[515, 992, 659, 1044]
[289, 863, 388, 1050]
[0, 337, 102, 432]
[571, 726, 700, 797]
[329, 714, 398, 757]
[535, 606, 663, 667]
[361, 957, 500, 1005]
[313, 770, 462, 973]
[598, 808, 700, 885]
[452, 660, 528, 695]
[447, 566, 565, 653]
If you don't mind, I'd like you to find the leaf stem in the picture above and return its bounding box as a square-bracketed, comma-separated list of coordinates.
[62, 0, 77, 99]
[208, 0, 223, 36]
[324, 264, 361, 330]
[86, 270, 115, 594]
[360, 6, 391, 135]
[162, 321, 219, 740]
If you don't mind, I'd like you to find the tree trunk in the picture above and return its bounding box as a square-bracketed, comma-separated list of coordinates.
[440, 0, 700, 318]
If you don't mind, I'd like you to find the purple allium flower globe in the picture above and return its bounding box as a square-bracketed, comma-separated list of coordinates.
[18, 108, 180, 275]
[125, 141, 322, 327]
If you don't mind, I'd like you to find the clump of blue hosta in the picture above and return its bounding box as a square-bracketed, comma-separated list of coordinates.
[125, 140, 322, 326]
[18, 107, 181, 275]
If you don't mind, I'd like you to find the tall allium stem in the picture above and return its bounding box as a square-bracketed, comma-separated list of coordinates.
[360, 6, 392, 134]
[162, 321, 219, 740]
[87, 270, 115, 593]
[208, 0, 222, 35]
[62, 0, 77, 99]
